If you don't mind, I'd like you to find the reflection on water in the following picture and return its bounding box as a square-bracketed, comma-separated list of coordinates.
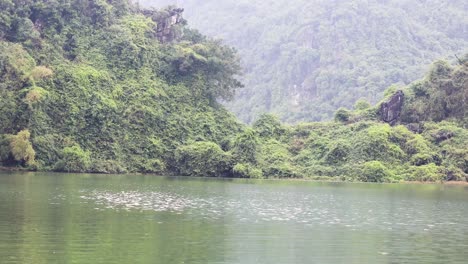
[82, 188, 464, 234]
[1, 172, 468, 264]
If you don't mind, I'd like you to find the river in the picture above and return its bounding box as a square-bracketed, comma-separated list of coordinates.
[0, 172, 467, 263]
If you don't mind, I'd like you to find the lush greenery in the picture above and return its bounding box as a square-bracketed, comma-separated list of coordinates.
[0, 0, 467, 183]
[143, 0, 467, 123]
[0, 0, 243, 174]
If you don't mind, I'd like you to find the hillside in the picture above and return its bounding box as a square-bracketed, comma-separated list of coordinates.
[0, 0, 243, 174]
[0, 0, 466, 182]
[142, 0, 468, 123]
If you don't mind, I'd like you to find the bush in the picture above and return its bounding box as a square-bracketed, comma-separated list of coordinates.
[334, 107, 351, 122]
[410, 153, 441, 166]
[324, 140, 350, 164]
[405, 163, 443, 182]
[54, 145, 91, 172]
[352, 124, 405, 162]
[30, 66, 53, 81]
[233, 163, 263, 178]
[232, 128, 259, 164]
[0, 134, 12, 163]
[263, 163, 298, 178]
[359, 161, 394, 182]
[10, 130, 35, 166]
[175, 141, 232, 177]
[141, 158, 166, 174]
[299, 164, 335, 177]
[91, 160, 127, 174]
[354, 98, 371, 110]
[253, 114, 286, 139]
[25, 86, 48, 105]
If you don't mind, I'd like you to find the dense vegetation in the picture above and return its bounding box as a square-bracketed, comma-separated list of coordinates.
[143, 0, 467, 123]
[0, 0, 243, 174]
[0, 0, 467, 182]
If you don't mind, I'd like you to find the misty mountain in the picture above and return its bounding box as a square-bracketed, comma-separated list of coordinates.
[141, 0, 467, 123]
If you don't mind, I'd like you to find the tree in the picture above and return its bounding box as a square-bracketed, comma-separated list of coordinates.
[10, 130, 35, 166]
[232, 128, 259, 164]
[334, 108, 351, 122]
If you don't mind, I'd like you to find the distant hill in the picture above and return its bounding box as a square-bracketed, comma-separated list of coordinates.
[142, 0, 468, 123]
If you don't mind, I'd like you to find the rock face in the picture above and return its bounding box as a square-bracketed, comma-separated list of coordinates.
[143, 7, 185, 43]
[379, 90, 404, 125]
[155, 8, 185, 43]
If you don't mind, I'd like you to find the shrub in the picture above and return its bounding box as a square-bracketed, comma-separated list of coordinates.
[25, 86, 49, 105]
[334, 107, 351, 122]
[141, 158, 166, 174]
[352, 124, 405, 162]
[253, 114, 285, 139]
[10, 130, 35, 166]
[263, 163, 298, 178]
[0, 134, 12, 163]
[54, 145, 91, 172]
[30, 66, 53, 81]
[405, 163, 443, 182]
[233, 163, 263, 178]
[175, 141, 232, 177]
[410, 153, 441, 166]
[354, 98, 371, 110]
[359, 161, 394, 182]
[324, 140, 351, 164]
[232, 128, 259, 164]
[299, 164, 335, 177]
[91, 160, 127, 174]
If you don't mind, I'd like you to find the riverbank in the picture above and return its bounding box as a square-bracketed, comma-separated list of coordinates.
[0, 166, 28, 172]
[2, 167, 467, 185]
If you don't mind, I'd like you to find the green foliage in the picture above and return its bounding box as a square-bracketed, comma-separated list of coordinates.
[232, 128, 259, 164]
[260, 139, 297, 178]
[233, 163, 263, 179]
[354, 99, 371, 111]
[358, 161, 394, 183]
[144, 0, 468, 123]
[25, 86, 49, 105]
[91, 160, 127, 174]
[253, 114, 286, 139]
[0, 134, 12, 163]
[334, 108, 351, 123]
[175, 142, 232, 177]
[10, 130, 35, 166]
[405, 164, 443, 182]
[401, 60, 467, 126]
[352, 124, 405, 163]
[55, 145, 91, 173]
[0, 1, 243, 176]
[324, 140, 351, 165]
[0, 0, 466, 183]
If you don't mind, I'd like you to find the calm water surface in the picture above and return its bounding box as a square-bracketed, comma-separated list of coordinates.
[0, 172, 467, 263]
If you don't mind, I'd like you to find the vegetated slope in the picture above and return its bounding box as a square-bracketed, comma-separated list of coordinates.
[238, 57, 467, 182]
[0, 1, 466, 183]
[142, 0, 468, 123]
[0, 0, 244, 174]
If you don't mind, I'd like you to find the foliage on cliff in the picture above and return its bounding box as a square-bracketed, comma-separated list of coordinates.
[143, 0, 467, 123]
[0, 1, 466, 183]
[0, 0, 243, 173]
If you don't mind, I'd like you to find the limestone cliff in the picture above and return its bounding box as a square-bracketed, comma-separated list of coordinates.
[379, 90, 404, 125]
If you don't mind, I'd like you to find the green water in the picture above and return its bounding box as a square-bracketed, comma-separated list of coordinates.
[0, 172, 467, 263]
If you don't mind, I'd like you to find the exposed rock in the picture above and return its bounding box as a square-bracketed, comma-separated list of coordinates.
[143, 7, 185, 43]
[379, 90, 404, 125]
